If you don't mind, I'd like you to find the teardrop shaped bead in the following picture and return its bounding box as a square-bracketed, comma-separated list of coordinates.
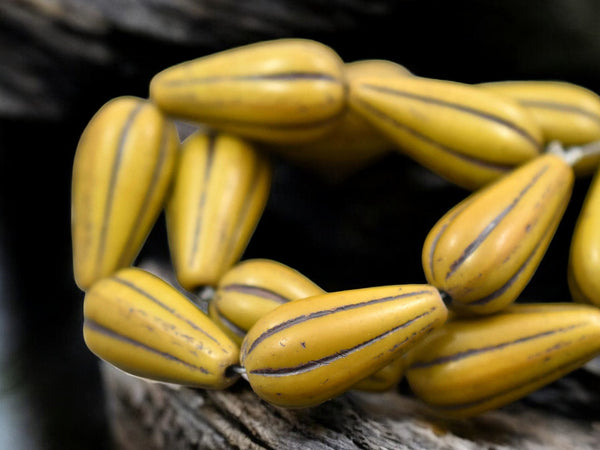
[209, 258, 407, 392]
[83, 267, 240, 389]
[209, 258, 325, 345]
[166, 131, 271, 290]
[71, 96, 179, 291]
[568, 166, 600, 307]
[267, 59, 411, 178]
[150, 39, 346, 144]
[241, 284, 447, 408]
[405, 303, 600, 418]
[480, 80, 600, 175]
[422, 153, 573, 315]
[349, 75, 543, 190]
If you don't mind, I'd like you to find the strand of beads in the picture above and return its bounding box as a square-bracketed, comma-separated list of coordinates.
[72, 38, 600, 417]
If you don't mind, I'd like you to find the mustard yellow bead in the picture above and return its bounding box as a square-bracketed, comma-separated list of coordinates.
[406, 303, 600, 418]
[480, 81, 600, 175]
[349, 75, 543, 190]
[166, 131, 271, 290]
[209, 259, 325, 345]
[150, 39, 346, 144]
[83, 267, 240, 389]
[241, 284, 447, 408]
[351, 356, 404, 392]
[71, 96, 179, 291]
[267, 59, 411, 178]
[569, 167, 600, 306]
[422, 154, 573, 314]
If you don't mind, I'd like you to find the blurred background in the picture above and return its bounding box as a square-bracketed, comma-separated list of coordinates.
[2, 1, 600, 448]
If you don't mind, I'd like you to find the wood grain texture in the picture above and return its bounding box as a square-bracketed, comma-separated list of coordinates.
[101, 361, 600, 450]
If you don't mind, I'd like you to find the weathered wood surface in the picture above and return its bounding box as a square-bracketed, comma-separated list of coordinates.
[102, 361, 600, 450]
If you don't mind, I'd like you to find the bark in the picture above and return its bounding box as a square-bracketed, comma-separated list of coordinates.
[101, 360, 600, 450]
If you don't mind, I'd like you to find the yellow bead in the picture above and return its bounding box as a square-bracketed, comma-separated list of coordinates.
[569, 167, 600, 306]
[83, 267, 240, 389]
[351, 356, 405, 392]
[166, 131, 271, 290]
[241, 285, 447, 408]
[405, 303, 600, 418]
[267, 59, 411, 178]
[422, 154, 573, 314]
[209, 259, 325, 345]
[71, 96, 179, 291]
[480, 81, 600, 175]
[150, 39, 346, 144]
[349, 75, 543, 190]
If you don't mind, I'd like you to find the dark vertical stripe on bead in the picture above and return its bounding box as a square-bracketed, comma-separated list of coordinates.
[465, 190, 568, 306]
[445, 164, 549, 281]
[250, 308, 436, 377]
[518, 99, 600, 124]
[409, 323, 582, 369]
[221, 283, 290, 304]
[429, 351, 598, 412]
[222, 153, 268, 268]
[95, 102, 144, 276]
[112, 275, 224, 348]
[245, 289, 433, 356]
[188, 133, 217, 267]
[213, 303, 247, 337]
[84, 318, 211, 374]
[427, 199, 473, 279]
[161, 72, 341, 87]
[352, 98, 513, 172]
[361, 83, 541, 150]
[118, 119, 171, 267]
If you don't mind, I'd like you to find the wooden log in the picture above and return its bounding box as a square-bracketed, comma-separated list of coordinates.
[101, 360, 600, 450]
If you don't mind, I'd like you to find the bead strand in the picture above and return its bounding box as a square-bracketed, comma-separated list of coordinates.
[72, 38, 600, 418]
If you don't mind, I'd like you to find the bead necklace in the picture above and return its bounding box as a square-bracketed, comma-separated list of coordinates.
[71, 38, 600, 419]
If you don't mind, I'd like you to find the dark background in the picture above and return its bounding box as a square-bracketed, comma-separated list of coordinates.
[1, 1, 600, 448]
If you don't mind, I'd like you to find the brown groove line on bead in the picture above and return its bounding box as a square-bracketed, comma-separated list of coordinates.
[245, 289, 433, 356]
[250, 308, 438, 377]
[160, 72, 342, 87]
[188, 133, 217, 268]
[352, 97, 514, 173]
[95, 102, 145, 276]
[117, 120, 171, 267]
[360, 83, 541, 149]
[444, 164, 550, 281]
[113, 276, 226, 349]
[465, 190, 569, 306]
[409, 323, 583, 369]
[212, 302, 247, 338]
[424, 350, 598, 412]
[220, 283, 291, 304]
[220, 153, 268, 266]
[427, 198, 475, 277]
[518, 99, 600, 124]
[84, 318, 211, 374]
